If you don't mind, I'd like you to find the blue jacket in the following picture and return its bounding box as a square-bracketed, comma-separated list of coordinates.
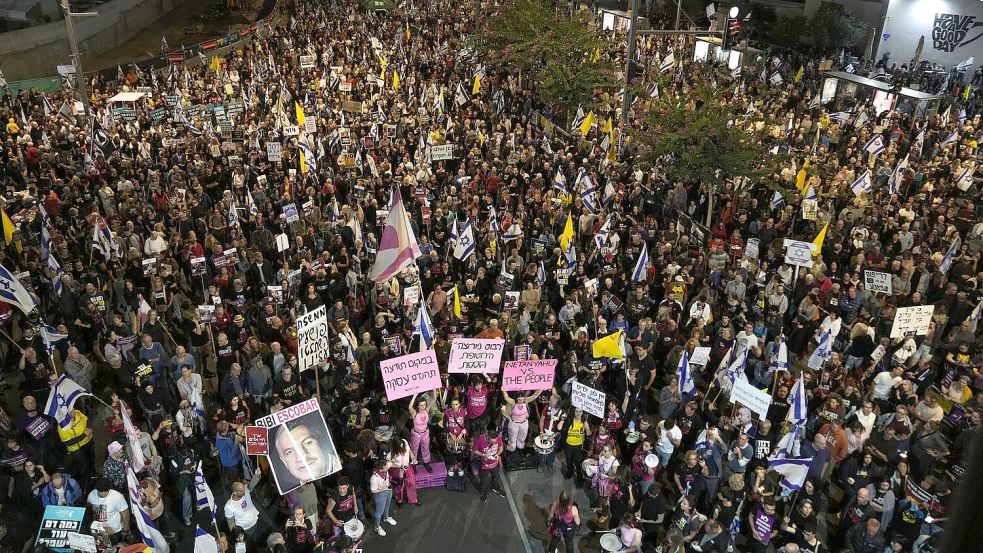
[215, 432, 242, 468]
[41, 474, 83, 507]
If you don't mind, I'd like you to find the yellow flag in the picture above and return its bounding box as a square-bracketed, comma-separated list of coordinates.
[472, 73, 481, 95]
[405, 22, 411, 40]
[295, 102, 305, 126]
[452, 285, 462, 318]
[591, 47, 601, 63]
[579, 111, 597, 135]
[602, 117, 613, 134]
[393, 70, 400, 91]
[299, 148, 309, 174]
[592, 330, 624, 359]
[795, 168, 807, 191]
[376, 52, 388, 69]
[811, 222, 829, 256]
[794, 66, 804, 83]
[209, 56, 221, 72]
[559, 212, 574, 252]
[965, 84, 972, 101]
[1, 209, 18, 252]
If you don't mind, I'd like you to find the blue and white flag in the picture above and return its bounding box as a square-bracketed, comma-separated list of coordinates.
[939, 236, 962, 274]
[959, 108, 967, 123]
[863, 135, 885, 156]
[44, 374, 92, 428]
[889, 153, 909, 194]
[769, 337, 788, 372]
[941, 129, 959, 146]
[967, 299, 983, 333]
[725, 348, 749, 385]
[913, 129, 925, 157]
[502, 221, 522, 243]
[488, 205, 500, 237]
[803, 184, 817, 201]
[787, 376, 808, 425]
[536, 261, 546, 286]
[126, 464, 171, 553]
[453, 218, 476, 261]
[552, 169, 567, 195]
[677, 350, 694, 396]
[659, 51, 675, 73]
[227, 200, 240, 228]
[955, 165, 974, 191]
[0, 263, 37, 315]
[40, 324, 67, 358]
[414, 298, 435, 352]
[193, 461, 216, 518]
[189, 383, 207, 419]
[956, 56, 975, 72]
[768, 456, 812, 491]
[850, 170, 872, 196]
[632, 242, 649, 282]
[194, 525, 221, 553]
[807, 328, 833, 370]
[771, 190, 785, 209]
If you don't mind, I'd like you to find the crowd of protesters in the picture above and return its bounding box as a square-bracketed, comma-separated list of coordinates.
[0, 0, 980, 552]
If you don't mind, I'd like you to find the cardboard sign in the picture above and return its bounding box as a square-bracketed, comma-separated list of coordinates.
[729, 378, 773, 419]
[571, 381, 606, 418]
[191, 256, 207, 277]
[304, 119, 317, 134]
[245, 426, 268, 455]
[502, 359, 557, 391]
[890, 305, 935, 338]
[783, 239, 815, 268]
[690, 346, 711, 366]
[801, 199, 818, 220]
[296, 305, 329, 372]
[403, 285, 420, 307]
[35, 506, 85, 552]
[381, 350, 442, 400]
[447, 338, 506, 373]
[864, 270, 893, 294]
[284, 125, 300, 136]
[253, 398, 341, 494]
[431, 144, 454, 160]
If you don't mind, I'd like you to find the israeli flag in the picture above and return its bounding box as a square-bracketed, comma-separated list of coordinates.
[769, 337, 788, 372]
[788, 376, 809, 425]
[939, 236, 961, 274]
[959, 108, 967, 123]
[863, 135, 885, 156]
[126, 465, 171, 553]
[956, 56, 975, 72]
[942, 130, 959, 146]
[677, 350, 694, 396]
[453, 218, 476, 261]
[632, 242, 648, 282]
[803, 184, 817, 201]
[40, 324, 67, 358]
[850, 170, 872, 196]
[553, 169, 567, 194]
[725, 348, 749, 385]
[807, 328, 833, 370]
[913, 129, 925, 157]
[889, 154, 909, 194]
[536, 261, 546, 286]
[193, 460, 216, 520]
[194, 526, 221, 553]
[502, 222, 522, 244]
[768, 456, 812, 491]
[228, 200, 240, 228]
[44, 374, 92, 428]
[0, 262, 37, 315]
[955, 165, 974, 191]
[967, 299, 983, 333]
[189, 383, 207, 419]
[771, 190, 785, 209]
[659, 51, 675, 73]
[488, 205, 500, 236]
[414, 298, 435, 352]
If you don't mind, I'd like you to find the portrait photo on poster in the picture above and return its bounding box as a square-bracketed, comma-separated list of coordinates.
[255, 399, 342, 494]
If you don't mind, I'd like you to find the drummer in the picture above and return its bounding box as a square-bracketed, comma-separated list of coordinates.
[593, 444, 621, 499]
[442, 395, 468, 476]
[537, 392, 566, 473]
[324, 477, 359, 538]
[613, 514, 643, 553]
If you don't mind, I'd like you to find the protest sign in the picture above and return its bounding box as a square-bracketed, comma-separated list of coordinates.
[283, 203, 300, 223]
[266, 141, 282, 161]
[447, 338, 505, 373]
[571, 381, 606, 418]
[300, 55, 316, 69]
[729, 378, 773, 419]
[690, 347, 711, 366]
[380, 350, 442, 400]
[890, 305, 935, 338]
[245, 426, 268, 455]
[67, 533, 96, 553]
[502, 359, 557, 391]
[276, 233, 290, 252]
[254, 398, 341, 494]
[431, 144, 454, 160]
[864, 270, 893, 294]
[514, 345, 530, 361]
[296, 305, 329, 372]
[784, 239, 815, 268]
[35, 506, 85, 553]
[745, 238, 759, 259]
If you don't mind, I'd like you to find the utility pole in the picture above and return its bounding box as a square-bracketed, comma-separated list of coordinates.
[60, 0, 97, 118]
[674, 0, 683, 30]
[621, 0, 638, 125]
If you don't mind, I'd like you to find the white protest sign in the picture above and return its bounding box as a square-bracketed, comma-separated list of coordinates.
[266, 142, 283, 160]
[68, 533, 97, 553]
[447, 338, 505, 373]
[300, 55, 316, 69]
[304, 119, 317, 134]
[690, 347, 711, 366]
[431, 144, 454, 161]
[864, 270, 893, 294]
[275, 233, 290, 252]
[284, 125, 300, 136]
[783, 239, 815, 268]
[297, 305, 329, 372]
[890, 305, 935, 338]
[729, 378, 773, 419]
[571, 381, 606, 418]
[745, 238, 759, 259]
[403, 285, 420, 307]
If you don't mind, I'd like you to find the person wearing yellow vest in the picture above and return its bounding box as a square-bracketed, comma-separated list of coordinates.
[58, 407, 95, 478]
[562, 408, 591, 489]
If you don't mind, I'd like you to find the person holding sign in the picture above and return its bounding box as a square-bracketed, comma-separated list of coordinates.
[562, 408, 591, 488]
[501, 389, 543, 453]
[407, 393, 433, 472]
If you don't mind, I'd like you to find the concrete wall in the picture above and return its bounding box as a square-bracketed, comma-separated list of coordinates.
[0, 0, 196, 80]
[878, 0, 983, 68]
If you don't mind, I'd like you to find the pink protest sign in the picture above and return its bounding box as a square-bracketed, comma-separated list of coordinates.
[502, 359, 557, 391]
[381, 350, 442, 400]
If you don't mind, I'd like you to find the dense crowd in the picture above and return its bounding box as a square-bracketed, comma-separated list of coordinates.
[0, 0, 980, 552]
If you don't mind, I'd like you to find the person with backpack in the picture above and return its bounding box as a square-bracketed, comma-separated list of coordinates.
[545, 490, 580, 553]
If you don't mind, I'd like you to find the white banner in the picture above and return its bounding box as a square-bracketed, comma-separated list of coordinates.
[296, 305, 329, 372]
[431, 144, 454, 161]
[864, 270, 893, 294]
[890, 305, 935, 338]
[729, 378, 773, 419]
[571, 381, 606, 418]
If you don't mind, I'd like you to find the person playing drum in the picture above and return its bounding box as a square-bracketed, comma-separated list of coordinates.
[501, 388, 543, 452]
[614, 514, 643, 553]
[323, 477, 359, 538]
[442, 395, 468, 476]
[593, 444, 621, 498]
[538, 392, 566, 473]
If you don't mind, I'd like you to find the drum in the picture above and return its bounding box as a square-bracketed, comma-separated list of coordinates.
[644, 454, 660, 469]
[625, 430, 640, 444]
[599, 533, 622, 552]
[582, 458, 599, 478]
[374, 426, 394, 442]
[534, 435, 555, 455]
[446, 436, 466, 454]
[343, 518, 364, 539]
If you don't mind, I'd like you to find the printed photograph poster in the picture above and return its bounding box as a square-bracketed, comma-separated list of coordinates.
[447, 337, 505, 373]
[502, 359, 557, 391]
[571, 381, 606, 418]
[254, 398, 341, 494]
[381, 350, 441, 400]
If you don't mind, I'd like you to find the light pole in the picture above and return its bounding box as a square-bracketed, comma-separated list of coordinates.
[621, 0, 638, 125]
[60, 0, 98, 118]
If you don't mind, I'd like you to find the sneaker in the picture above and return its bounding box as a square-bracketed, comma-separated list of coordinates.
[375, 526, 387, 537]
[480, 494, 488, 503]
[385, 517, 397, 526]
[493, 488, 506, 498]
[537, 465, 545, 473]
[548, 464, 555, 473]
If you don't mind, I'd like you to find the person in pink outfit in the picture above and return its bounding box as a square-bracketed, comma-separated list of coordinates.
[388, 438, 420, 506]
[465, 377, 490, 436]
[501, 389, 542, 452]
[442, 395, 468, 475]
[407, 393, 432, 472]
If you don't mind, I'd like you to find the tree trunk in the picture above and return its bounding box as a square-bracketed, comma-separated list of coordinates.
[704, 185, 714, 228]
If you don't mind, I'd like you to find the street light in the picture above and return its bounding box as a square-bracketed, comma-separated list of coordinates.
[60, 0, 98, 118]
